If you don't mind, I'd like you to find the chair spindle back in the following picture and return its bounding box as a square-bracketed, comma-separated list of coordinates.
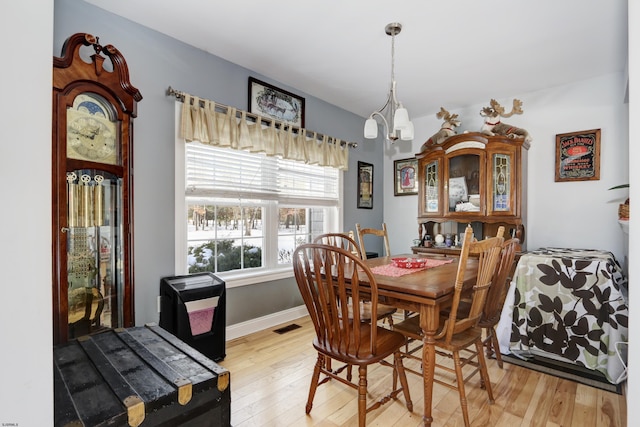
[437, 226, 504, 343]
[293, 243, 380, 358]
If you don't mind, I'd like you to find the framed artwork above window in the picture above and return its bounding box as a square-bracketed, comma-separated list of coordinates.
[248, 77, 305, 127]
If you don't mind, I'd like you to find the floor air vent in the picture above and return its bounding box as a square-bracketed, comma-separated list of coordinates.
[273, 324, 301, 334]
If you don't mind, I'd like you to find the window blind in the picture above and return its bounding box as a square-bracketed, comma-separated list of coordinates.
[186, 142, 339, 203]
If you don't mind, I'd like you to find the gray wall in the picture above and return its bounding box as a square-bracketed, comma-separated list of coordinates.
[54, 0, 384, 326]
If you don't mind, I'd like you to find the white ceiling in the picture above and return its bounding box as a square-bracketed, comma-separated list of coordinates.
[83, 0, 628, 119]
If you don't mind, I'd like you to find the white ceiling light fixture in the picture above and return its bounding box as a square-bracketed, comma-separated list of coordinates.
[364, 22, 414, 143]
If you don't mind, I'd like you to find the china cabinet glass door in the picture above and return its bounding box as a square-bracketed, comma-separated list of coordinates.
[424, 160, 440, 214]
[492, 153, 510, 211]
[487, 149, 517, 216]
[447, 153, 482, 214]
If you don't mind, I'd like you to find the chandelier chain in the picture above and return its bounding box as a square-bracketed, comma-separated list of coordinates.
[391, 30, 395, 84]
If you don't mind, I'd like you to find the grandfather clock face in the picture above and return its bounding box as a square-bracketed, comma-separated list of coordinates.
[66, 93, 119, 165]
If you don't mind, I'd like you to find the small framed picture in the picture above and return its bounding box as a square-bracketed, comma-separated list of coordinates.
[555, 129, 601, 182]
[248, 77, 305, 127]
[394, 157, 418, 196]
[357, 161, 374, 209]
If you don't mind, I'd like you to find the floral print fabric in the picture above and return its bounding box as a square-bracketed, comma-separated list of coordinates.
[509, 248, 628, 384]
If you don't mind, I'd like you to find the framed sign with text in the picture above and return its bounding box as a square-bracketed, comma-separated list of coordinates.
[555, 129, 601, 182]
[357, 161, 373, 209]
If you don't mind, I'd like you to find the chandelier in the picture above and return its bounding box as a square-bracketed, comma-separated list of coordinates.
[364, 22, 414, 142]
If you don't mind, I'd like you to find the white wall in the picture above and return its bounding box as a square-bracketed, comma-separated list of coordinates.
[626, 0, 638, 422]
[0, 1, 54, 425]
[385, 72, 629, 264]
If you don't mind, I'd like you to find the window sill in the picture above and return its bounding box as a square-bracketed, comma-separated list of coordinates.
[215, 266, 294, 288]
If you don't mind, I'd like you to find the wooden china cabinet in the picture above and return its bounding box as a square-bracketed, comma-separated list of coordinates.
[52, 33, 142, 344]
[413, 132, 529, 255]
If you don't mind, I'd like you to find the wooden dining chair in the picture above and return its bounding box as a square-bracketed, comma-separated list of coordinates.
[313, 233, 397, 326]
[355, 223, 412, 323]
[312, 233, 398, 380]
[355, 223, 391, 260]
[401, 227, 508, 358]
[392, 226, 503, 427]
[475, 237, 521, 367]
[293, 243, 413, 427]
[439, 236, 520, 369]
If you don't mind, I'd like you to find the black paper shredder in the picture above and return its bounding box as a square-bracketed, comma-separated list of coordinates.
[159, 272, 226, 361]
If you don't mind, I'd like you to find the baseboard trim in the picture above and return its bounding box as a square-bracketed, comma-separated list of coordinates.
[226, 305, 308, 341]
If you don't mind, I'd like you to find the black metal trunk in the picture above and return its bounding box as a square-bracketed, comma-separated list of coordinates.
[54, 324, 231, 426]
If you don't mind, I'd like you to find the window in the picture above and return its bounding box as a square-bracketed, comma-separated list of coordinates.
[176, 134, 342, 286]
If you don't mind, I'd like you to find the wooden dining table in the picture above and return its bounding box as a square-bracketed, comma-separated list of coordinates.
[355, 253, 479, 427]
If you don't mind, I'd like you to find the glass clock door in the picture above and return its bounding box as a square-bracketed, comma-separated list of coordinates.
[66, 169, 123, 339]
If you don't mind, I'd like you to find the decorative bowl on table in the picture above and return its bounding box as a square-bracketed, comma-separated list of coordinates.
[391, 257, 427, 269]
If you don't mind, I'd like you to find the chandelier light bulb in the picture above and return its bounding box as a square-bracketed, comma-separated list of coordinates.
[393, 107, 410, 131]
[364, 118, 379, 139]
[400, 122, 414, 141]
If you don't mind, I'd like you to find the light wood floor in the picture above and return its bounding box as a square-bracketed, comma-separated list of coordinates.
[218, 316, 626, 427]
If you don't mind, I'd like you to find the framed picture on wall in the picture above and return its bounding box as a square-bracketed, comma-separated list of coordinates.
[357, 161, 374, 209]
[248, 77, 305, 127]
[394, 157, 418, 196]
[555, 128, 601, 182]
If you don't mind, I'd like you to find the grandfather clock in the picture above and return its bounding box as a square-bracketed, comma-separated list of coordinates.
[52, 33, 142, 344]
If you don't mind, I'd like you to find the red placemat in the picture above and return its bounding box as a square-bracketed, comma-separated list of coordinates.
[370, 258, 454, 277]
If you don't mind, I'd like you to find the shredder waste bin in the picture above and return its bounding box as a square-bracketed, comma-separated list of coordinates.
[159, 272, 226, 361]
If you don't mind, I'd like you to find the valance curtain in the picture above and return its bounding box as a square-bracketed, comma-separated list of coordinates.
[179, 94, 350, 170]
